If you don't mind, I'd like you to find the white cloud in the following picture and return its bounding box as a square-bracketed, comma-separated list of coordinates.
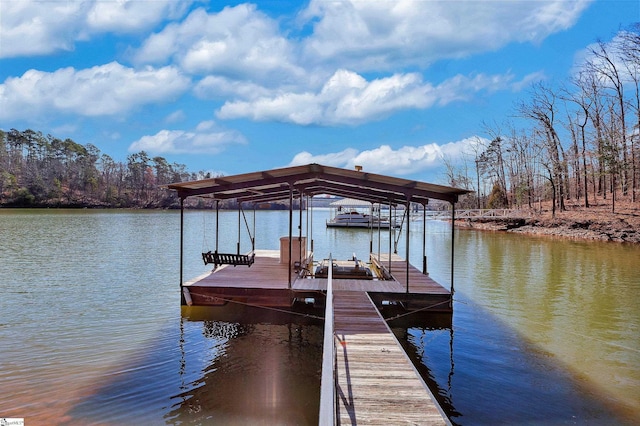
[85, 1, 191, 34]
[0, 62, 190, 120]
[165, 110, 186, 123]
[288, 137, 483, 176]
[0, 0, 193, 58]
[194, 75, 274, 99]
[128, 122, 247, 155]
[216, 69, 516, 126]
[289, 148, 360, 167]
[134, 5, 305, 85]
[299, 0, 592, 70]
[576, 33, 639, 84]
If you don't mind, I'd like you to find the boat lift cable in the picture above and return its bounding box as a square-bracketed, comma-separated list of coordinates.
[393, 207, 408, 254]
[185, 291, 325, 321]
[383, 299, 452, 322]
[239, 203, 255, 251]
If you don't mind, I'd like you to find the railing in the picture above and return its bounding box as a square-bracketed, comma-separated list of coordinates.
[319, 254, 336, 425]
[422, 209, 532, 220]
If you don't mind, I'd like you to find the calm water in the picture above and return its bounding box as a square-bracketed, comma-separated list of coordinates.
[0, 209, 638, 425]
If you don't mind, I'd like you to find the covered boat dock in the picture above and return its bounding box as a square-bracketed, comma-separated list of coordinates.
[168, 163, 469, 425]
[168, 163, 469, 311]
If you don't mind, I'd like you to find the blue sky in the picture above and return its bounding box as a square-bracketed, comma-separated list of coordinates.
[1, 0, 638, 183]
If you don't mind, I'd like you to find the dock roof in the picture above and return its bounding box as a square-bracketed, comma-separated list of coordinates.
[167, 163, 471, 205]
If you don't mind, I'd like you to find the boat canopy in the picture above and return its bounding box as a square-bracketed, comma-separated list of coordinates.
[329, 198, 374, 208]
[167, 163, 471, 205]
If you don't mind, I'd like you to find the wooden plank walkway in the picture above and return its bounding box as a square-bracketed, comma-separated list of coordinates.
[333, 290, 448, 425]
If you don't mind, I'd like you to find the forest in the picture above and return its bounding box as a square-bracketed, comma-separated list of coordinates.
[0, 128, 196, 208]
[447, 24, 640, 215]
[2, 26, 639, 213]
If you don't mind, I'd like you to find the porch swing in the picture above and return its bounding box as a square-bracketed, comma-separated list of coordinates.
[202, 201, 255, 269]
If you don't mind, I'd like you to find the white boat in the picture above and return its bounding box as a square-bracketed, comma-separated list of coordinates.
[326, 208, 394, 228]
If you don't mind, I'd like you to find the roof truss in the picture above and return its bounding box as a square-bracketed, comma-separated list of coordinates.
[167, 163, 470, 205]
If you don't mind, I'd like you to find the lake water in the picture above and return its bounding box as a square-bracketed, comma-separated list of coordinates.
[0, 209, 638, 425]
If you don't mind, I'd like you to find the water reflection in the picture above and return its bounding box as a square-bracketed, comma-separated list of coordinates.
[167, 318, 322, 425]
[396, 299, 629, 425]
[2, 210, 638, 425]
[65, 307, 323, 425]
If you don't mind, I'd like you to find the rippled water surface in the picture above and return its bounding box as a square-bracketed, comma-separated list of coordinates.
[1, 209, 638, 425]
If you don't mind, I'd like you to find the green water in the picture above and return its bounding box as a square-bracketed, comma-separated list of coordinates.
[460, 232, 639, 394]
[418, 229, 640, 424]
[0, 209, 638, 424]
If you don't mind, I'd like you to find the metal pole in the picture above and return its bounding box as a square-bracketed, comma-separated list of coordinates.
[377, 212, 381, 261]
[215, 200, 219, 253]
[310, 195, 314, 253]
[450, 202, 456, 302]
[288, 185, 293, 289]
[299, 191, 303, 266]
[369, 203, 373, 254]
[422, 201, 427, 275]
[405, 199, 410, 293]
[237, 204, 241, 255]
[388, 199, 392, 273]
[180, 196, 185, 304]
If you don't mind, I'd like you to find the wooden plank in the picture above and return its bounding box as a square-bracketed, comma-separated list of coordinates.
[185, 251, 450, 309]
[186, 250, 289, 289]
[333, 291, 449, 425]
[371, 253, 451, 295]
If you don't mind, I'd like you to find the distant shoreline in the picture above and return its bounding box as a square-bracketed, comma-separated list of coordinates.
[4, 202, 638, 244]
[456, 212, 640, 244]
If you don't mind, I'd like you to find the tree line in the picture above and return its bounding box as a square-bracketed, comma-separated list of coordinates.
[3, 27, 639, 212]
[0, 128, 202, 208]
[0, 129, 302, 210]
[446, 24, 640, 214]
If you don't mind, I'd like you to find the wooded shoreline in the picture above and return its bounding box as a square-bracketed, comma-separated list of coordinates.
[456, 202, 640, 244]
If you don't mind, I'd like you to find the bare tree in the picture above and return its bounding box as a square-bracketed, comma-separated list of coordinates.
[563, 74, 594, 207]
[587, 40, 629, 197]
[618, 24, 640, 202]
[517, 82, 567, 211]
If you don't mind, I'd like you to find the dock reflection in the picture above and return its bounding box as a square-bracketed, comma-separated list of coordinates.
[169, 306, 324, 425]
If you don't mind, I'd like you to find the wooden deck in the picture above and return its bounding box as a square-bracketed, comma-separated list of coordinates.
[185, 250, 287, 289]
[333, 291, 449, 425]
[183, 250, 452, 313]
[186, 250, 450, 295]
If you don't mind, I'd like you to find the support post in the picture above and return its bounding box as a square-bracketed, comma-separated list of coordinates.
[377, 212, 381, 260]
[299, 191, 303, 266]
[180, 196, 185, 305]
[388, 199, 392, 273]
[369, 202, 374, 254]
[450, 202, 456, 304]
[237, 205, 241, 255]
[309, 195, 314, 253]
[288, 184, 293, 289]
[405, 198, 410, 293]
[422, 201, 427, 275]
[215, 200, 219, 253]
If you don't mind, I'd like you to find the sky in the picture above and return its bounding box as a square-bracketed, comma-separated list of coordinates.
[1, 0, 639, 184]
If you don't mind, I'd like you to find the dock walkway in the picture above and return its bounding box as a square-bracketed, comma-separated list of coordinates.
[333, 290, 448, 425]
